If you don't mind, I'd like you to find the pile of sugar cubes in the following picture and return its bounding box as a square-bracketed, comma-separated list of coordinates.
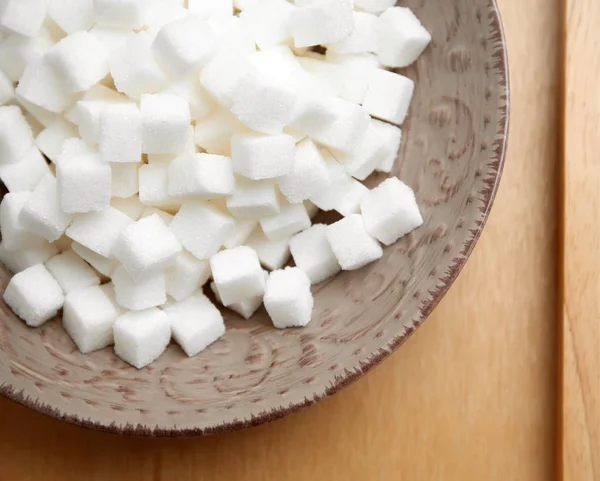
[0, 0, 430, 369]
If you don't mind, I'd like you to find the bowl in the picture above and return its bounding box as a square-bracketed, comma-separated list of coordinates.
[0, 0, 508, 436]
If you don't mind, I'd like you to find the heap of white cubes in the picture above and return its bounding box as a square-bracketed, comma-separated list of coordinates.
[0, 0, 429, 368]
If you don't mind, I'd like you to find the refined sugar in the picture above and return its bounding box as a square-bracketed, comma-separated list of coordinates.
[290, 224, 340, 284]
[334, 123, 390, 180]
[354, 0, 395, 13]
[138, 163, 185, 209]
[66, 207, 133, 257]
[361, 177, 423, 245]
[20, 175, 73, 242]
[326, 12, 377, 54]
[278, 139, 330, 204]
[260, 200, 311, 241]
[111, 265, 167, 311]
[210, 280, 263, 320]
[210, 246, 265, 306]
[113, 308, 171, 368]
[71, 241, 118, 276]
[223, 219, 257, 249]
[0, 0, 48, 37]
[164, 293, 225, 357]
[56, 152, 111, 213]
[0, 106, 33, 164]
[111, 162, 140, 198]
[168, 153, 235, 199]
[3, 264, 64, 327]
[56, 138, 95, 167]
[0, 70, 14, 106]
[110, 32, 170, 99]
[110, 195, 144, 220]
[188, 0, 233, 18]
[297, 55, 344, 97]
[152, 15, 218, 78]
[16, 58, 73, 113]
[231, 133, 295, 180]
[0, 33, 53, 82]
[239, 0, 295, 50]
[0, 192, 43, 251]
[45, 250, 100, 294]
[264, 267, 313, 328]
[45, 32, 109, 93]
[141, 94, 190, 154]
[166, 251, 211, 301]
[99, 103, 142, 163]
[325, 52, 379, 104]
[377, 7, 431, 68]
[292, 0, 354, 48]
[17, 95, 59, 128]
[0, 241, 58, 273]
[288, 95, 340, 135]
[162, 80, 214, 121]
[0, 146, 51, 192]
[194, 108, 249, 156]
[89, 26, 135, 54]
[363, 69, 415, 126]
[35, 118, 78, 163]
[22, 111, 44, 137]
[372, 119, 402, 173]
[49, 0, 95, 34]
[226, 178, 280, 219]
[244, 229, 290, 271]
[170, 202, 235, 259]
[140, 206, 174, 226]
[144, 4, 188, 39]
[114, 214, 182, 282]
[62, 283, 122, 353]
[199, 51, 252, 108]
[326, 214, 382, 270]
[93, 0, 145, 29]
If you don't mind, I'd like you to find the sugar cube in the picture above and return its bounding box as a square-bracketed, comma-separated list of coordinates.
[111, 162, 140, 198]
[111, 265, 167, 311]
[93, 0, 145, 29]
[291, 0, 354, 48]
[264, 267, 313, 328]
[199, 52, 252, 109]
[239, 0, 295, 50]
[110, 195, 145, 220]
[0, 192, 45, 251]
[71, 241, 118, 276]
[0, 146, 51, 192]
[260, 200, 311, 241]
[334, 122, 390, 180]
[231, 133, 295, 180]
[3, 264, 64, 327]
[139, 163, 185, 209]
[0, 69, 14, 106]
[140, 206, 174, 226]
[45, 250, 100, 294]
[224, 219, 257, 249]
[244, 229, 290, 271]
[35, 118, 78, 163]
[166, 251, 211, 301]
[0, 0, 48, 37]
[363, 69, 415, 126]
[162, 80, 214, 121]
[325, 52, 379, 104]
[168, 153, 235, 199]
[0, 106, 33, 164]
[89, 25, 135, 54]
[377, 7, 431, 68]
[354, 0, 395, 14]
[98, 103, 142, 164]
[188, 0, 233, 18]
[210, 273, 265, 320]
[327, 12, 377, 54]
[49, 0, 95, 34]
[226, 178, 280, 219]
[290, 224, 340, 284]
[371, 119, 402, 173]
[0, 241, 58, 273]
[0, 32, 53, 82]
[16, 58, 73, 114]
[194, 108, 249, 156]
[326, 214, 382, 270]
[210, 246, 264, 306]
[141, 94, 190, 154]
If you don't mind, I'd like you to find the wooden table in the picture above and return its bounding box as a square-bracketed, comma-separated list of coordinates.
[0, 1, 559, 479]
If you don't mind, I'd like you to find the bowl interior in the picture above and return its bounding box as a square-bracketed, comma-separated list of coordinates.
[0, 0, 508, 435]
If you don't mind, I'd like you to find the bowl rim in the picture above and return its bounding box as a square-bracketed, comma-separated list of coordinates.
[0, 0, 510, 437]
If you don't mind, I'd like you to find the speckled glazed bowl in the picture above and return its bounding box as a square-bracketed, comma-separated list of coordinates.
[0, 0, 508, 436]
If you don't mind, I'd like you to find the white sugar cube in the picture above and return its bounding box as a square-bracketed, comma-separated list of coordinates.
[327, 12, 377, 54]
[363, 69, 415, 126]
[111, 162, 140, 198]
[239, 0, 295, 50]
[0, 0, 48, 37]
[188, 0, 233, 18]
[111, 266, 167, 311]
[71, 241, 118, 276]
[0, 69, 14, 106]
[110, 32, 170, 99]
[354, 0, 395, 13]
[260, 200, 311, 241]
[0, 146, 51, 192]
[165, 293, 225, 357]
[114, 214, 182, 282]
[46, 32, 109, 93]
[335, 123, 390, 180]
[20, 175, 73, 242]
[297, 55, 344, 97]
[3, 264, 63, 327]
[245, 228, 290, 271]
[141, 94, 190, 154]
[110, 195, 145, 220]
[325, 52, 379, 104]
[166, 251, 211, 301]
[35, 118, 78, 163]
[140, 206, 174, 226]
[226, 179, 280, 219]
[98, 103, 142, 164]
[210, 279, 263, 320]
[168, 153, 235, 199]
[17, 95, 60, 129]
[264, 267, 313, 328]
[62, 283, 122, 353]
[279, 139, 330, 204]
[89, 26, 135, 54]
[372, 119, 402, 173]
[292, 0, 354, 48]
[326, 214, 382, 270]
[194, 108, 249, 156]
[0, 241, 58, 273]
[162, 80, 214, 121]
[377, 7, 431, 68]
[0, 32, 53, 82]
[139, 163, 184, 209]
[45, 250, 100, 294]
[200, 52, 252, 109]
[94, 0, 144, 29]
[0, 106, 33, 164]
[361, 177, 423, 245]
[231, 133, 295, 180]
[57, 152, 111, 213]
[170, 202, 235, 259]
[113, 308, 171, 368]
[210, 246, 265, 306]
[66, 207, 133, 257]
[0, 192, 45, 251]
[290, 224, 340, 284]
[152, 15, 217, 78]
[49, 0, 95, 34]
[16, 59, 73, 114]
[224, 219, 257, 249]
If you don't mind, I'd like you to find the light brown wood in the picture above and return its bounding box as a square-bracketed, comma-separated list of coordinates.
[563, 0, 600, 479]
[0, 1, 559, 479]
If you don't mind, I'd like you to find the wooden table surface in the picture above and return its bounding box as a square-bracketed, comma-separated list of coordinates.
[0, 1, 560, 480]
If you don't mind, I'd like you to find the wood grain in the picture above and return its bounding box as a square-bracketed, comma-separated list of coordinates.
[563, 0, 600, 479]
[0, 0, 559, 479]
